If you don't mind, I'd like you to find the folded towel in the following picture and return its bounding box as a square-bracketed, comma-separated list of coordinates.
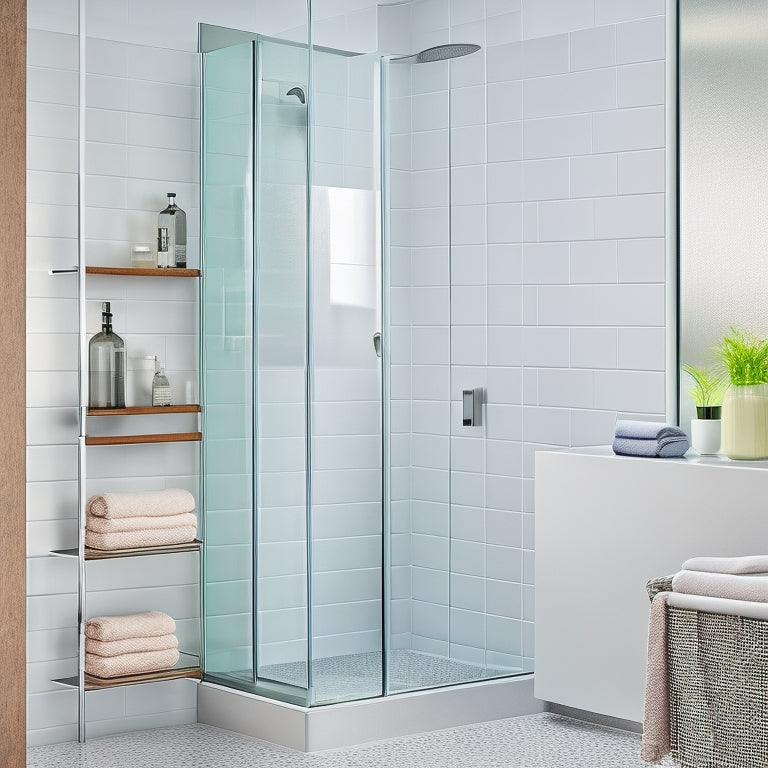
[86, 611, 176, 642]
[85, 648, 180, 679]
[87, 489, 195, 520]
[640, 591, 670, 763]
[85, 633, 178, 658]
[615, 420, 687, 441]
[682, 555, 768, 576]
[668, 591, 768, 621]
[87, 512, 197, 535]
[672, 570, 768, 602]
[612, 435, 690, 458]
[85, 526, 197, 551]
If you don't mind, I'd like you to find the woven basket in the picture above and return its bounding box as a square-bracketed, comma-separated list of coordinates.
[647, 578, 768, 768]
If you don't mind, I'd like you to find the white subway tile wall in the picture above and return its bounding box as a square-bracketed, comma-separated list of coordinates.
[388, 0, 666, 670]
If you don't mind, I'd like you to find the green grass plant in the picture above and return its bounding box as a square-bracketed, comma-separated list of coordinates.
[716, 328, 768, 386]
[681, 363, 728, 407]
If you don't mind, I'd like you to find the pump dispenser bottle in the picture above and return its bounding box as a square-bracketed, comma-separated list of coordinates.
[88, 302, 126, 408]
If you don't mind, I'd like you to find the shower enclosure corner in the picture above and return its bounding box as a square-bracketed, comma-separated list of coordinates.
[200, 23, 525, 709]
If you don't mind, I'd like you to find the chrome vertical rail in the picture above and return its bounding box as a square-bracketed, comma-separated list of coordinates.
[666, 0, 680, 425]
[197, 33, 207, 679]
[304, 0, 315, 705]
[379, 55, 392, 698]
[76, 0, 88, 743]
[251, 37, 261, 686]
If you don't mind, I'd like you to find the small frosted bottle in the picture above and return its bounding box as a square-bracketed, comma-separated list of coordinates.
[88, 302, 126, 408]
[157, 192, 187, 268]
[152, 358, 171, 407]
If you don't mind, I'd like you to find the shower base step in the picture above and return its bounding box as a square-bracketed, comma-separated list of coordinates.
[198, 672, 540, 752]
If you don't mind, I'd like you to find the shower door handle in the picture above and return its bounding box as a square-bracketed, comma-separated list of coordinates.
[373, 332, 382, 358]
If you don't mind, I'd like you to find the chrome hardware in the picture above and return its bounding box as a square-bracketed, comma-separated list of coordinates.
[373, 332, 382, 358]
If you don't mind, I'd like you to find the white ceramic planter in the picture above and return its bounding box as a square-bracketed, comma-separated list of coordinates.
[721, 383, 768, 460]
[690, 418, 721, 455]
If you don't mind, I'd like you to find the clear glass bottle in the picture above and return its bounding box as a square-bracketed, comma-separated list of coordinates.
[157, 192, 187, 268]
[88, 302, 126, 408]
[152, 357, 171, 407]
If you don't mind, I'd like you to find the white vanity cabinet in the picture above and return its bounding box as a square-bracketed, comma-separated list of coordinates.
[535, 447, 768, 723]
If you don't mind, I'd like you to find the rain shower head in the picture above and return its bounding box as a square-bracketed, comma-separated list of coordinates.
[392, 43, 481, 64]
[416, 44, 481, 63]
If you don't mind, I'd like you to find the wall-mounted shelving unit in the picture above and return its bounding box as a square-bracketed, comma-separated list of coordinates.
[52, 653, 202, 691]
[50, 263, 203, 742]
[85, 266, 200, 278]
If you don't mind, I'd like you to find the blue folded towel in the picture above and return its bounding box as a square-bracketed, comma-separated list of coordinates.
[613, 420, 690, 458]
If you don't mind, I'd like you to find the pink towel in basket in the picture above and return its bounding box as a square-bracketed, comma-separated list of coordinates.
[641, 591, 670, 763]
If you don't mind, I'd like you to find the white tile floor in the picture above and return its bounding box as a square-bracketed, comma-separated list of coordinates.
[27, 713, 675, 767]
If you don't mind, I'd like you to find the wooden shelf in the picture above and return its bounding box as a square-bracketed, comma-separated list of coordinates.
[52, 654, 201, 690]
[87, 405, 201, 416]
[51, 540, 202, 560]
[85, 266, 200, 277]
[85, 432, 202, 446]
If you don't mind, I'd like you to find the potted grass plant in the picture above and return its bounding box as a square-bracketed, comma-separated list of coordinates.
[716, 328, 768, 460]
[682, 363, 728, 454]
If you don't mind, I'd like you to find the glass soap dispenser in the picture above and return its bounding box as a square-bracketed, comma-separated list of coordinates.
[152, 357, 171, 407]
[157, 192, 187, 268]
[88, 301, 126, 408]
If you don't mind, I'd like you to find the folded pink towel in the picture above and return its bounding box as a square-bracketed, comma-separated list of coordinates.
[87, 489, 195, 519]
[672, 570, 768, 602]
[87, 512, 197, 534]
[85, 648, 180, 679]
[682, 555, 768, 575]
[86, 633, 178, 658]
[85, 526, 197, 551]
[641, 592, 670, 762]
[86, 612, 176, 642]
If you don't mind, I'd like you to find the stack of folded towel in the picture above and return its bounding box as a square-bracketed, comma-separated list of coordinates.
[612, 420, 690, 458]
[85, 611, 179, 679]
[672, 554, 768, 601]
[86, 489, 197, 551]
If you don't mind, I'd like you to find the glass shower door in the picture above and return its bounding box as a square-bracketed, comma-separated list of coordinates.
[252, 37, 310, 697]
[201, 33, 311, 705]
[201, 39, 256, 686]
[308, 49, 384, 705]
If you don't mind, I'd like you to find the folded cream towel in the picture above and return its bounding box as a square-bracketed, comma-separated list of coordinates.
[85, 526, 197, 551]
[85, 633, 178, 658]
[672, 570, 768, 602]
[87, 512, 197, 534]
[86, 611, 176, 642]
[87, 489, 195, 520]
[85, 648, 180, 679]
[641, 591, 670, 763]
[682, 555, 768, 576]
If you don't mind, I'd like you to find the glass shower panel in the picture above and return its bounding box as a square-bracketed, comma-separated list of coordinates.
[384, 40, 526, 694]
[308, 49, 384, 705]
[202, 41, 255, 684]
[253, 38, 310, 696]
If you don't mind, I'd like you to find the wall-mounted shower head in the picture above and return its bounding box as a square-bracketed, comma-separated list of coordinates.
[416, 44, 481, 63]
[286, 86, 306, 104]
[392, 43, 481, 64]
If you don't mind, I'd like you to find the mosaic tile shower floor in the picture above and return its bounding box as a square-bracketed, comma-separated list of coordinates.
[255, 649, 516, 702]
[27, 713, 675, 767]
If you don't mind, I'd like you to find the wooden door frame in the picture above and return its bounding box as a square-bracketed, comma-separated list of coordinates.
[0, 0, 27, 765]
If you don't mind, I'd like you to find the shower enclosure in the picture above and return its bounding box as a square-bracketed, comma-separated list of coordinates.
[200, 24, 526, 709]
